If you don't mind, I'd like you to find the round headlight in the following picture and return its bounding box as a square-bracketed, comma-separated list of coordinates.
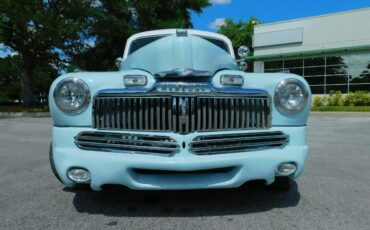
[274, 78, 308, 113]
[53, 77, 90, 113]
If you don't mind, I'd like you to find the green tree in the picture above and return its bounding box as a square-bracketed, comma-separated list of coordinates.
[1, 0, 209, 106]
[218, 18, 260, 55]
[0, 0, 92, 105]
[0, 56, 22, 103]
[74, 0, 210, 71]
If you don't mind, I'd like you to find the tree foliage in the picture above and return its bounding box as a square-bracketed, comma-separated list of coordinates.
[0, 0, 93, 105]
[0, 0, 209, 105]
[74, 0, 209, 71]
[218, 18, 260, 55]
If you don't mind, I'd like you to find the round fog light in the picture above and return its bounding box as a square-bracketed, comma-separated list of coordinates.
[67, 168, 91, 183]
[276, 163, 297, 176]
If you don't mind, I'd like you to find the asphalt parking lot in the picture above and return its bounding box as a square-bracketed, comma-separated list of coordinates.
[0, 115, 370, 229]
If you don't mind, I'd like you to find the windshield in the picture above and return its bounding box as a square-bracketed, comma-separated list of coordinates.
[128, 35, 230, 55]
[122, 34, 238, 75]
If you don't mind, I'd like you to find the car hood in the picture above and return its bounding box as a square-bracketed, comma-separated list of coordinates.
[121, 34, 239, 75]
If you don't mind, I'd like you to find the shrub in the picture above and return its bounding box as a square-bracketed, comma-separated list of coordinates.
[313, 97, 323, 107]
[327, 90, 343, 106]
[343, 91, 370, 106]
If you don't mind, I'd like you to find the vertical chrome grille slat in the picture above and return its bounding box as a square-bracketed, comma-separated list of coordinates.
[190, 97, 195, 132]
[230, 99, 234, 129]
[208, 98, 212, 130]
[213, 99, 218, 130]
[197, 98, 201, 131]
[93, 94, 271, 133]
[172, 97, 177, 133]
[202, 98, 207, 130]
[167, 98, 172, 130]
[219, 98, 224, 129]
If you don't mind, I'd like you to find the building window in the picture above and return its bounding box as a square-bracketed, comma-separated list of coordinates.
[263, 52, 370, 94]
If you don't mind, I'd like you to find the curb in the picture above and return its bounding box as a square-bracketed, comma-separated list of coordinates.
[0, 112, 50, 118]
[310, 111, 370, 118]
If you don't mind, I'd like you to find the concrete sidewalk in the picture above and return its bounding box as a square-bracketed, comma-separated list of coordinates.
[0, 112, 50, 118]
[310, 111, 370, 117]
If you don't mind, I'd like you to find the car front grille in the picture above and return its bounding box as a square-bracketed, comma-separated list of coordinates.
[92, 94, 271, 134]
[74, 132, 180, 156]
[189, 131, 289, 155]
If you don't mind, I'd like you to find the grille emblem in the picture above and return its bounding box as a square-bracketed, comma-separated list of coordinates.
[179, 97, 188, 125]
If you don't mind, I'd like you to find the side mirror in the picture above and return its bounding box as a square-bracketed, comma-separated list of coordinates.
[115, 57, 123, 69]
[239, 61, 248, 72]
[237, 45, 250, 58]
[237, 46, 249, 71]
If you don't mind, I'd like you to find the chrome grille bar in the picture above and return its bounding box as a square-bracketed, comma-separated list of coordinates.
[93, 95, 271, 134]
[189, 131, 289, 155]
[75, 132, 180, 156]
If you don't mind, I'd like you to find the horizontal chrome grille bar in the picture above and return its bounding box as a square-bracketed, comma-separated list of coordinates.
[93, 94, 271, 134]
[189, 131, 289, 155]
[75, 132, 180, 156]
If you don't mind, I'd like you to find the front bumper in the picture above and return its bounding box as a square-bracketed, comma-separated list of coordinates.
[51, 126, 308, 191]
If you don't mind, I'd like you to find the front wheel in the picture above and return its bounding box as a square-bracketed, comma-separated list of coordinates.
[269, 177, 292, 191]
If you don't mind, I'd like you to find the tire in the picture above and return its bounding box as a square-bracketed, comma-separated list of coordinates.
[49, 143, 63, 183]
[269, 177, 292, 191]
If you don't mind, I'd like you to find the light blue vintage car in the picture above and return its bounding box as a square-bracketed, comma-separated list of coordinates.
[49, 29, 311, 191]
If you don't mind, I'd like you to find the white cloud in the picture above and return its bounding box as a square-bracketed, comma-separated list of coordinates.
[208, 18, 226, 30]
[209, 0, 231, 4]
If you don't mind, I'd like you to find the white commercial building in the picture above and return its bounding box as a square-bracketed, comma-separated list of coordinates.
[251, 7, 370, 94]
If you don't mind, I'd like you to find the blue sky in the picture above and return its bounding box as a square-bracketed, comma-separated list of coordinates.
[192, 0, 370, 31]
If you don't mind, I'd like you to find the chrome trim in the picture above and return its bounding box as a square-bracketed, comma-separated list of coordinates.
[189, 131, 289, 155]
[92, 94, 272, 134]
[53, 77, 91, 114]
[274, 78, 309, 114]
[74, 132, 180, 157]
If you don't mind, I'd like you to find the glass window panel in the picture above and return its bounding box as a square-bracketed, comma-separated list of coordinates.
[304, 57, 324, 67]
[326, 56, 345, 66]
[304, 76, 324, 85]
[310, 85, 324, 94]
[265, 69, 282, 73]
[349, 84, 370, 92]
[245, 61, 254, 73]
[264, 60, 283, 70]
[326, 75, 348, 84]
[287, 68, 303, 76]
[326, 65, 347, 75]
[341, 53, 370, 79]
[350, 73, 370, 84]
[326, 84, 348, 94]
[284, 59, 303, 68]
[304, 66, 325, 76]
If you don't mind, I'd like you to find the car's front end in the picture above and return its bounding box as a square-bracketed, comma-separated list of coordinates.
[49, 30, 311, 191]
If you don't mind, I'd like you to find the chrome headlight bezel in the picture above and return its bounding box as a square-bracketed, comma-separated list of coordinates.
[274, 78, 308, 114]
[53, 77, 90, 113]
